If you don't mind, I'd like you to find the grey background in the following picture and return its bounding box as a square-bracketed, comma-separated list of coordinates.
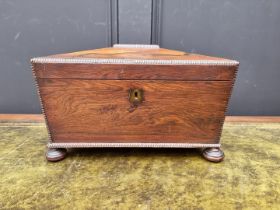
[0, 0, 279, 115]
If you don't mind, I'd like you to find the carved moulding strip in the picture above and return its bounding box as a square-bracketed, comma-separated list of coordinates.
[216, 66, 239, 141]
[48, 142, 221, 148]
[31, 57, 239, 66]
[31, 63, 53, 143]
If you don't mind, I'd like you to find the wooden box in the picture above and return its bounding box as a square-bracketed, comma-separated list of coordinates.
[31, 44, 239, 162]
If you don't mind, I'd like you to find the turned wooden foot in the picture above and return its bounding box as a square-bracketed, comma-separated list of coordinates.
[46, 148, 67, 162]
[202, 147, 224, 162]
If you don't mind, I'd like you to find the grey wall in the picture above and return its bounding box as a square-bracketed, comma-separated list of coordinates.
[0, 0, 280, 115]
[0, 0, 114, 113]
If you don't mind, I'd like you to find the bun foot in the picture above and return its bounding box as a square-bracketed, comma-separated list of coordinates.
[46, 148, 67, 162]
[202, 147, 224, 163]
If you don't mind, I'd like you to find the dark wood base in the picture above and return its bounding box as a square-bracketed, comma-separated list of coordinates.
[202, 147, 224, 162]
[46, 148, 67, 162]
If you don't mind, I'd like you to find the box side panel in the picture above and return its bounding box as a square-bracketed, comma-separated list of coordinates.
[37, 79, 232, 144]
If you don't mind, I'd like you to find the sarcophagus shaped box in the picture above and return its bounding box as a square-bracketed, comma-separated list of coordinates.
[31, 44, 239, 162]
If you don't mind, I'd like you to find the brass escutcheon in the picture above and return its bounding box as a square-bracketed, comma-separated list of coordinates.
[129, 88, 143, 106]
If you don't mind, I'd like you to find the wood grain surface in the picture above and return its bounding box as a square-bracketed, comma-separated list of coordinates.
[0, 115, 279, 123]
[38, 79, 232, 143]
[34, 63, 236, 81]
[46, 47, 231, 61]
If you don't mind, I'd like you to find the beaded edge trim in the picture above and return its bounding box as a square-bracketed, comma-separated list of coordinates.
[216, 65, 239, 141]
[113, 44, 160, 49]
[48, 142, 220, 148]
[31, 63, 53, 143]
[30, 57, 239, 66]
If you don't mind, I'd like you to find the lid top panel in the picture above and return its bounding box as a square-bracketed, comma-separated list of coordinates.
[46, 45, 231, 61]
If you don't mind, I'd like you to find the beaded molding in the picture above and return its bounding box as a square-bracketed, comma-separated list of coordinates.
[31, 57, 239, 66]
[48, 142, 220, 149]
[216, 65, 239, 142]
[113, 44, 160, 49]
[31, 63, 53, 143]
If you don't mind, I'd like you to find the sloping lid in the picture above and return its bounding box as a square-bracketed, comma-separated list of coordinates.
[31, 44, 239, 66]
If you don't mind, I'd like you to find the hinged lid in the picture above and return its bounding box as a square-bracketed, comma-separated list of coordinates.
[31, 44, 239, 66]
[31, 44, 239, 81]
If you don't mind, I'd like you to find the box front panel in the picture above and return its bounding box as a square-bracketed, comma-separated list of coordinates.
[33, 63, 236, 81]
[38, 79, 232, 144]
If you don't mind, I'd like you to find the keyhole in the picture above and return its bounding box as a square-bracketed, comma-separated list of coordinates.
[129, 88, 143, 107]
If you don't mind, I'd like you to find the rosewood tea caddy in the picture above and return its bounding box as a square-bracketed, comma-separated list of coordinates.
[31, 44, 239, 162]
